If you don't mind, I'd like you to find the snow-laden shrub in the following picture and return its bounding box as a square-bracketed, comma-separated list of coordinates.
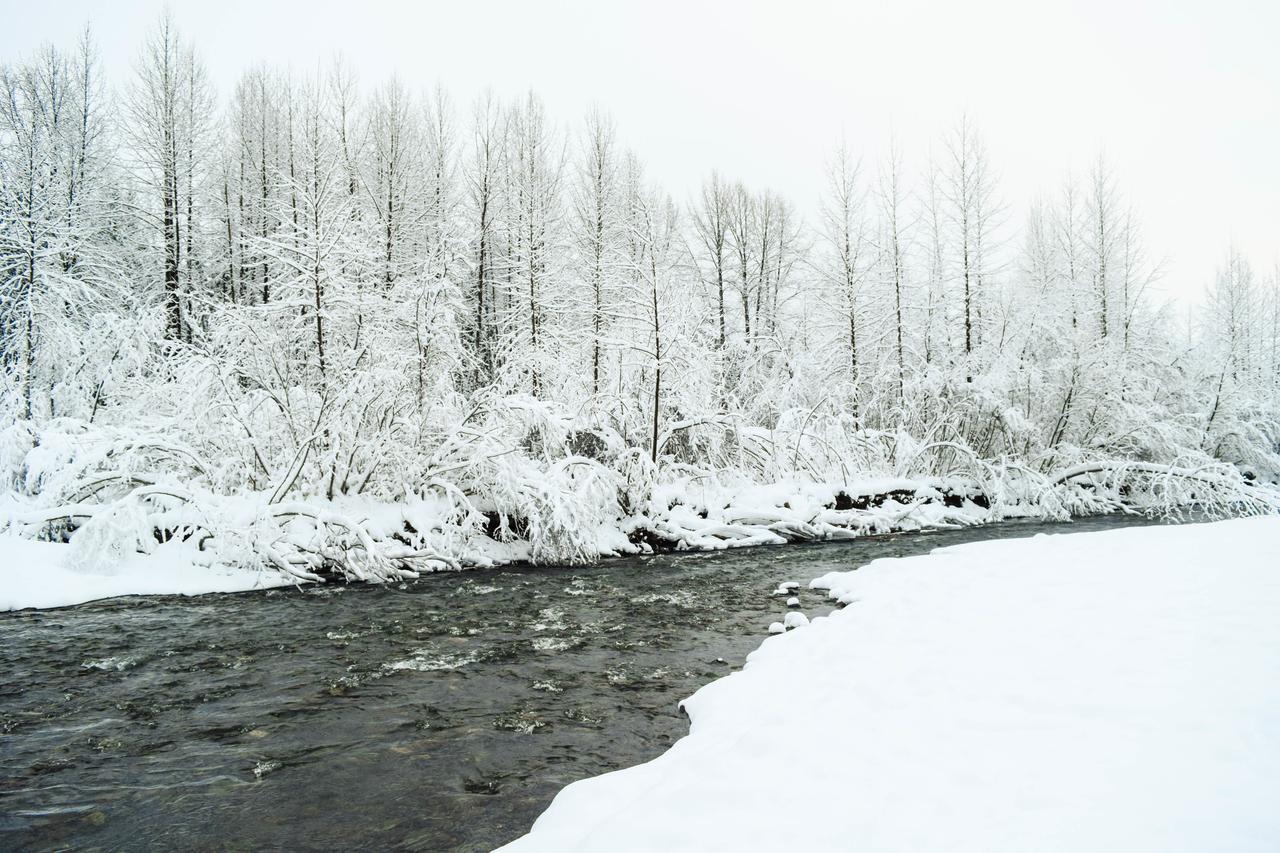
[0, 419, 37, 493]
[66, 495, 156, 574]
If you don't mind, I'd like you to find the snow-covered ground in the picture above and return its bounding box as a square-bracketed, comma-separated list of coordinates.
[500, 516, 1280, 853]
[0, 535, 290, 610]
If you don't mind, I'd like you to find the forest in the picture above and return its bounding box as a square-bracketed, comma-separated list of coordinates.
[2, 17, 1278, 586]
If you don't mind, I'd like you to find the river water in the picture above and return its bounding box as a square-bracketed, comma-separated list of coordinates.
[0, 515, 1168, 851]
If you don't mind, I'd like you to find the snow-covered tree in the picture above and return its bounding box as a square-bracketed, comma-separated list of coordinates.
[1, 12, 1275, 582]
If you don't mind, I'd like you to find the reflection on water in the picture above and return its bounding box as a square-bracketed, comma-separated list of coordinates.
[0, 515, 1167, 851]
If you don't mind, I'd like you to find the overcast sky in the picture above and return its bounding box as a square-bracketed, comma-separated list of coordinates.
[3, 0, 1276, 305]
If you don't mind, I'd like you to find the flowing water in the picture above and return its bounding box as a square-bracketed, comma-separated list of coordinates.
[0, 515, 1169, 851]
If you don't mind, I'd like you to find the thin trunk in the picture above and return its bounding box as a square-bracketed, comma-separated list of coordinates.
[651, 263, 662, 464]
[259, 81, 269, 303]
[223, 177, 237, 301]
[24, 248, 35, 419]
[716, 258, 725, 349]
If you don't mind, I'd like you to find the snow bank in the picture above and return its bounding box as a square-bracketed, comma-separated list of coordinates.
[0, 535, 288, 611]
[0, 470, 999, 610]
[5, 412, 1273, 610]
[500, 517, 1280, 853]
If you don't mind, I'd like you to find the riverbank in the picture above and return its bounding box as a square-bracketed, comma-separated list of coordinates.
[500, 516, 1280, 852]
[1, 476, 1072, 611]
[5, 411, 1277, 611]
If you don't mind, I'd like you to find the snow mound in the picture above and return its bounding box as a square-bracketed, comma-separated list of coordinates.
[500, 517, 1280, 852]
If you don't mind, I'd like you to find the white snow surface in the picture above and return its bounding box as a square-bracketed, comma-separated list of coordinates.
[0, 535, 289, 610]
[500, 517, 1280, 853]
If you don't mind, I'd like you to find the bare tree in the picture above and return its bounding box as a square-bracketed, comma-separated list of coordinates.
[505, 92, 565, 397]
[942, 116, 1000, 373]
[572, 107, 621, 395]
[694, 171, 731, 351]
[126, 11, 210, 338]
[817, 142, 869, 389]
[0, 47, 63, 416]
[876, 138, 910, 407]
[366, 77, 419, 289]
[1086, 154, 1120, 341]
[465, 90, 504, 386]
[622, 180, 685, 461]
[727, 181, 757, 341]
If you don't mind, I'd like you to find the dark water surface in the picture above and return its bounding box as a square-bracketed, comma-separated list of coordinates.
[0, 515, 1168, 852]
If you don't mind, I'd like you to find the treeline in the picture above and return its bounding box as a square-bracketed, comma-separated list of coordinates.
[1, 16, 1278, 564]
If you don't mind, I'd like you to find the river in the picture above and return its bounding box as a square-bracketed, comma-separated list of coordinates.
[0, 515, 1169, 851]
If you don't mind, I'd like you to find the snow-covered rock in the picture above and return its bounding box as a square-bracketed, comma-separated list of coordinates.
[782, 610, 809, 629]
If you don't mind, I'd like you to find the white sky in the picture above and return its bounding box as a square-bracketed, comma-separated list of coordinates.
[3, 0, 1277, 305]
